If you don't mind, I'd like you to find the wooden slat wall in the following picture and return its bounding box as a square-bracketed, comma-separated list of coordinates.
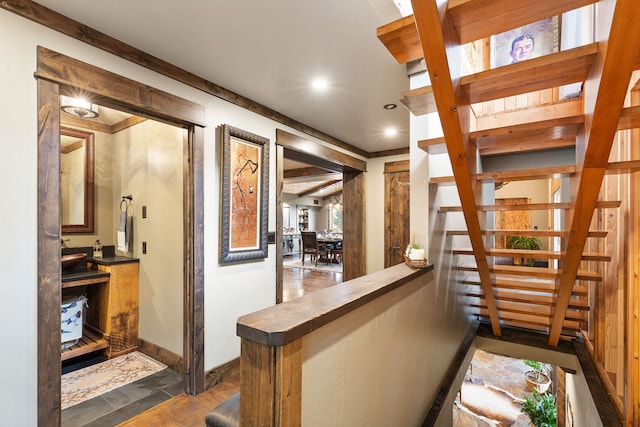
[628, 79, 640, 426]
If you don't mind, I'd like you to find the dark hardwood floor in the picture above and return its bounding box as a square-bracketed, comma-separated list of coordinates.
[112, 267, 341, 426]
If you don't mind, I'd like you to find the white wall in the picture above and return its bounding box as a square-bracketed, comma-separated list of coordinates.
[112, 120, 185, 356]
[301, 269, 470, 425]
[0, 9, 374, 425]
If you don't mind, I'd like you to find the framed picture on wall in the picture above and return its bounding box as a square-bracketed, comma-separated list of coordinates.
[219, 124, 270, 264]
[490, 16, 560, 68]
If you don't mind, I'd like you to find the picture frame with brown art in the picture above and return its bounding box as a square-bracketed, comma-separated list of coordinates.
[219, 124, 270, 264]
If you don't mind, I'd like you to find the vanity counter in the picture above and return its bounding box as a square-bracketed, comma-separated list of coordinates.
[90, 255, 139, 266]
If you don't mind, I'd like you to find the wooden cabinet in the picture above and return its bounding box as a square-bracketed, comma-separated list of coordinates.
[61, 258, 139, 361]
[90, 260, 140, 358]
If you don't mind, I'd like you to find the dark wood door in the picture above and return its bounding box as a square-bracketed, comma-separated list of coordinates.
[384, 161, 410, 267]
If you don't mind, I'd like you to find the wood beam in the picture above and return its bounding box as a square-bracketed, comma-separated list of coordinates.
[411, 0, 501, 336]
[297, 179, 341, 198]
[284, 167, 337, 179]
[549, 0, 640, 346]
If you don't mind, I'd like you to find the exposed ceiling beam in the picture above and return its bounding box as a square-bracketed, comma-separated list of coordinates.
[548, 0, 640, 346]
[411, 0, 501, 336]
[284, 167, 337, 179]
[297, 179, 341, 198]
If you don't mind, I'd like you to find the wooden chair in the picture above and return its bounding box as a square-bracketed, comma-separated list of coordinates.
[330, 241, 343, 264]
[301, 231, 328, 266]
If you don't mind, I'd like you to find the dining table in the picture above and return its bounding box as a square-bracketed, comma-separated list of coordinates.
[317, 236, 343, 264]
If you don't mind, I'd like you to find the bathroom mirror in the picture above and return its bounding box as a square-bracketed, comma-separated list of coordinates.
[61, 127, 95, 233]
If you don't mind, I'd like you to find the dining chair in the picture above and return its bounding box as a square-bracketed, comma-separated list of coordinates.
[300, 231, 329, 266]
[330, 241, 343, 264]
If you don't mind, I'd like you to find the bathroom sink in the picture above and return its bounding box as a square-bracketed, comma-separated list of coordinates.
[61, 253, 87, 272]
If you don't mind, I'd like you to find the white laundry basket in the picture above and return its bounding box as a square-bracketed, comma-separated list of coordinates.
[61, 295, 87, 350]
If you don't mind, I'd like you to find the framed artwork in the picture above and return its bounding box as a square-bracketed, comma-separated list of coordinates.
[219, 124, 270, 263]
[490, 16, 559, 68]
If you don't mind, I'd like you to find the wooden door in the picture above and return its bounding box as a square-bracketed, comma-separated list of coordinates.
[384, 161, 410, 267]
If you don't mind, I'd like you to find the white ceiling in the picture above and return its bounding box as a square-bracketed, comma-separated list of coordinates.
[37, 0, 410, 155]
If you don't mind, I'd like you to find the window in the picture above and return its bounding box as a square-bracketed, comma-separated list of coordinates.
[329, 204, 342, 232]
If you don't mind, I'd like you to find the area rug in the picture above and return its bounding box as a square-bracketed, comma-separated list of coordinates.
[61, 351, 167, 409]
[283, 257, 342, 273]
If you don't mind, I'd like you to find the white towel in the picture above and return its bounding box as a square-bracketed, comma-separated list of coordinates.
[117, 211, 128, 252]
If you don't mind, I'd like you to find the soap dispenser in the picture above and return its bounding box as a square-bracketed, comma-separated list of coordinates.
[93, 240, 103, 258]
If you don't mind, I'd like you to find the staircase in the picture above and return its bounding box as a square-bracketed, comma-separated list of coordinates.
[377, 0, 640, 346]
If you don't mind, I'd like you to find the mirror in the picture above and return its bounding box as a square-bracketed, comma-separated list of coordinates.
[61, 127, 95, 233]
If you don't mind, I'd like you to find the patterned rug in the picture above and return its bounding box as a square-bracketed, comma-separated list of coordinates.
[61, 351, 166, 409]
[283, 257, 342, 273]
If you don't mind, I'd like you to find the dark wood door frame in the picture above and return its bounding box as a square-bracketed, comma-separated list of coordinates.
[36, 47, 205, 426]
[275, 129, 367, 303]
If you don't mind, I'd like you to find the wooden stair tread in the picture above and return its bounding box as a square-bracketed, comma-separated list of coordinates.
[420, 114, 585, 156]
[448, 0, 597, 45]
[459, 264, 602, 281]
[376, 15, 422, 64]
[462, 44, 598, 104]
[447, 229, 607, 238]
[476, 165, 576, 182]
[453, 248, 611, 262]
[429, 176, 456, 185]
[463, 278, 588, 296]
[467, 289, 588, 309]
[470, 299, 586, 321]
[474, 309, 581, 331]
[376, 1, 596, 62]
[399, 44, 597, 116]
[438, 200, 620, 212]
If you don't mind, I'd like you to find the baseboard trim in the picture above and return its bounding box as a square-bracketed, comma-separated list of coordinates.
[138, 338, 184, 374]
[205, 357, 240, 390]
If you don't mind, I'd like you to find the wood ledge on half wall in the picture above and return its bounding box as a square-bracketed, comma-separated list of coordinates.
[237, 262, 433, 347]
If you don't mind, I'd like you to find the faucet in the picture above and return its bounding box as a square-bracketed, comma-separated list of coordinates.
[61, 238, 70, 248]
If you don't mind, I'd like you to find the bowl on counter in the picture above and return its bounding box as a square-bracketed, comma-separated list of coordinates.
[61, 253, 87, 272]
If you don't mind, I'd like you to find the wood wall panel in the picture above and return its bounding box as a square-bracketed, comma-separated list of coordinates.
[343, 170, 366, 280]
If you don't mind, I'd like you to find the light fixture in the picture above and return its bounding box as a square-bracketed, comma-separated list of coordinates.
[383, 103, 397, 110]
[60, 95, 99, 118]
[311, 77, 329, 92]
[384, 127, 398, 137]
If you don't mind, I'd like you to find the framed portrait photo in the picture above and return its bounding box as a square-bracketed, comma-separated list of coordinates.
[219, 124, 270, 264]
[490, 16, 559, 68]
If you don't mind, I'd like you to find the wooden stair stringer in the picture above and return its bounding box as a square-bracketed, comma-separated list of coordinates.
[411, 1, 502, 336]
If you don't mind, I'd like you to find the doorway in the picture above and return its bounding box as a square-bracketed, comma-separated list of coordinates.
[36, 47, 205, 425]
[275, 129, 367, 303]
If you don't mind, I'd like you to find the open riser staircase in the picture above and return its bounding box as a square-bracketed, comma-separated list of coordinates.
[377, 0, 640, 346]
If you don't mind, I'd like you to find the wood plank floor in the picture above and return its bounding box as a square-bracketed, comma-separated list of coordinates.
[116, 267, 341, 426]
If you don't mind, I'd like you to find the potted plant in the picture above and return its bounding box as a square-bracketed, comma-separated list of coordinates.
[521, 391, 557, 427]
[523, 359, 552, 393]
[507, 235, 541, 266]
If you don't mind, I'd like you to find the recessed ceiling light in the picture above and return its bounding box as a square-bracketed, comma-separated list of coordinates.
[384, 128, 398, 137]
[383, 103, 397, 110]
[311, 78, 329, 92]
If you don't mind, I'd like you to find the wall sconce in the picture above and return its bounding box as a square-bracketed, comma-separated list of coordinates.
[60, 95, 99, 118]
